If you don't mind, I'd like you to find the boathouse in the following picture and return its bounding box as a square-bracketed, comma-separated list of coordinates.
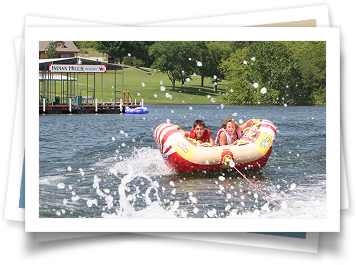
[39, 57, 140, 114]
[39, 41, 80, 59]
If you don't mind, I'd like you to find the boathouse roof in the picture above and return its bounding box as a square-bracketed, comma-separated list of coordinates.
[39, 41, 80, 53]
[39, 57, 128, 71]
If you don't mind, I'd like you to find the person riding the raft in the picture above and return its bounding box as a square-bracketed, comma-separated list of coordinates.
[215, 118, 258, 146]
[180, 120, 215, 146]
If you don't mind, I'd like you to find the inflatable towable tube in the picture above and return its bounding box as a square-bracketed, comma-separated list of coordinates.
[125, 106, 149, 114]
[154, 119, 277, 174]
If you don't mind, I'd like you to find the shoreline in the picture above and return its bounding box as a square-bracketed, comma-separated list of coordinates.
[144, 103, 326, 106]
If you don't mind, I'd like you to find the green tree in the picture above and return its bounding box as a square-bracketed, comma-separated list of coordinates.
[73, 41, 96, 49]
[220, 41, 326, 106]
[247, 41, 303, 105]
[289, 41, 326, 104]
[128, 41, 155, 67]
[149, 41, 199, 90]
[219, 47, 256, 104]
[230, 41, 254, 52]
[196, 41, 232, 87]
[45, 41, 57, 59]
[95, 41, 130, 63]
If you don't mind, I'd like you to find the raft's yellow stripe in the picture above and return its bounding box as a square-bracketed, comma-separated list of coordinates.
[254, 132, 274, 156]
[171, 138, 195, 161]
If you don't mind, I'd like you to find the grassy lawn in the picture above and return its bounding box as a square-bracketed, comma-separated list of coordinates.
[73, 66, 228, 104]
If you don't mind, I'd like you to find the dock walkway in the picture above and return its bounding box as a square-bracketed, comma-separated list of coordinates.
[40, 102, 141, 114]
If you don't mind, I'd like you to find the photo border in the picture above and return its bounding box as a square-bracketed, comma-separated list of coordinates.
[25, 26, 340, 232]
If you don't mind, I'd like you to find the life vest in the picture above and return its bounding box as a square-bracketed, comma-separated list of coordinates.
[189, 128, 212, 143]
[215, 128, 241, 145]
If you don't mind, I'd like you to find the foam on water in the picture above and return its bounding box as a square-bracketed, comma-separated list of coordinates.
[258, 176, 326, 219]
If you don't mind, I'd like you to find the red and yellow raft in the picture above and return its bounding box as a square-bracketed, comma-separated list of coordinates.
[154, 119, 277, 174]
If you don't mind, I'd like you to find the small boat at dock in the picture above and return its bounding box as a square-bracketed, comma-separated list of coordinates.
[125, 106, 149, 114]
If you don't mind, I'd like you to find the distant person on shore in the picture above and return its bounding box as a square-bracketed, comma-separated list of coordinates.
[180, 120, 215, 146]
[215, 118, 257, 146]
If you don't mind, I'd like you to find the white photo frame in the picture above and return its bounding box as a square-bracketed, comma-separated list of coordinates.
[25, 26, 340, 233]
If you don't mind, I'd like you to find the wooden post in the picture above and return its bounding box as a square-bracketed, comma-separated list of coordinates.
[69, 98, 72, 113]
[95, 99, 98, 113]
[101, 72, 103, 104]
[43, 98, 46, 112]
[122, 66, 124, 105]
[115, 69, 117, 105]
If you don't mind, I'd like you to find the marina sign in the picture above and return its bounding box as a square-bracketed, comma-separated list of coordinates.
[49, 64, 107, 73]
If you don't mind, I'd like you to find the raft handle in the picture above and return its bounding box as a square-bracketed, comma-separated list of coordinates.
[187, 137, 197, 143]
[187, 138, 212, 147]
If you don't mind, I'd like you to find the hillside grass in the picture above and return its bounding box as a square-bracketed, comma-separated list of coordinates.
[73, 66, 229, 104]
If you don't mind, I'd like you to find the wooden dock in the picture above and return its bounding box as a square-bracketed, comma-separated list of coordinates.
[39, 102, 142, 114]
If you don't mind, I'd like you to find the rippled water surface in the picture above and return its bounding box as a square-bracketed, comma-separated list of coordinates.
[39, 105, 326, 218]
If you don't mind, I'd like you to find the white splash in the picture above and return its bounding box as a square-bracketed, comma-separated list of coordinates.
[289, 183, 297, 190]
[103, 172, 179, 218]
[218, 176, 225, 181]
[87, 199, 98, 207]
[113, 147, 172, 177]
[57, 183, 65, 189]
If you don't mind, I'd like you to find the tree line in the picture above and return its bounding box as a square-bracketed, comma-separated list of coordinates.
[73, 41, 326, 106]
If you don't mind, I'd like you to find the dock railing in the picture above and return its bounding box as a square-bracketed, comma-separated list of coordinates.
[40, 90, 144, 114]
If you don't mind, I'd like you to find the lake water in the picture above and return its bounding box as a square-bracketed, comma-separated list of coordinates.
[39, 104, 326, 219]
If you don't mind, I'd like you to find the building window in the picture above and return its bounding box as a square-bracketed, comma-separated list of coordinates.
[57, 43, 62, 48]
